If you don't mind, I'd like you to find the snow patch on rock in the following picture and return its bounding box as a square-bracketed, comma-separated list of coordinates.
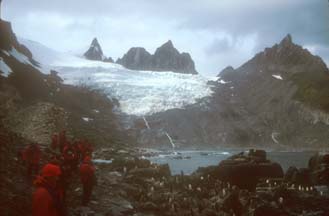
[272, 74, 283, 80]
[0, 58, 12, 77]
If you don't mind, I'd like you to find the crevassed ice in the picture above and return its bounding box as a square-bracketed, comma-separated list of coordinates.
[20, 38, 215, 116]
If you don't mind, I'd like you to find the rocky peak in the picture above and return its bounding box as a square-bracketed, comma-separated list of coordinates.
[116, 47, 152, 70]
[117, 40, 198, 74]
[83, 37, 105, 61]
[154, 40, 179, 56]
[161, 40, 174, 49]
[239, 33, 328, 75]
[218, 66, 235, 77]
[279, 34, 293, 47]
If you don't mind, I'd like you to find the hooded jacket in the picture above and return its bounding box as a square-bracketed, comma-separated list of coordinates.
[32, 176, 64, 216]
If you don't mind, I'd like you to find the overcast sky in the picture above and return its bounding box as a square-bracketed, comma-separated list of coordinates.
[3, 0, 329, 76]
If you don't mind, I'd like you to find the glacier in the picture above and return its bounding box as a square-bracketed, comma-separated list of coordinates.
[19, 38, 215, 116]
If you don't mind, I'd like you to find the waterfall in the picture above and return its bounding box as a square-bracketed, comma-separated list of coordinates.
[143, 116, 151, 129]
[165, 132, 176, 152]
[271, 132, 279, 144]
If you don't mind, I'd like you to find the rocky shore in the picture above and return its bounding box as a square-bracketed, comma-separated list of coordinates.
[60, 148, 329, 216]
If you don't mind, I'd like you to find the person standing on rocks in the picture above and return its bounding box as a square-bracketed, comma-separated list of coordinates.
[32, 163, 65, 216]
[23, 142, 41, 180]
[63, 141, 77, 173]
[79, 156, 96, 206]
[58, 130, 67, 153]
[51, 133, 59, 151]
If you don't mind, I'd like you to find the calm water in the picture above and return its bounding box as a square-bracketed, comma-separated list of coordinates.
[146, 150, 317, 175]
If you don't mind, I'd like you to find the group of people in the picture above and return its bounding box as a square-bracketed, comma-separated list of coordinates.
[20, 130, 96, 216]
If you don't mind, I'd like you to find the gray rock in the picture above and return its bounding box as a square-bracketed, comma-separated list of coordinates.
[152, 40, 198, 74]
[116, 47, 152, 71]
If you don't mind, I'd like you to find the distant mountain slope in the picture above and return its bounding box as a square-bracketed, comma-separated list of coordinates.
[136, 35, 329, 150]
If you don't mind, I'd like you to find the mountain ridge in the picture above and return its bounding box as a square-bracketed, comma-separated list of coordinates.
[134, 34, 329, 149]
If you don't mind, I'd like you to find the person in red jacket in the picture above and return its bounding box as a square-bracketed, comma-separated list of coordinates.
[58, 130, 67, 153]
[23, 143, 41, 179]
[51, 134, 59, 151]
[32, 163, 65, 216]
[63, 141, 77, 172]
[80, 156, 96, 206]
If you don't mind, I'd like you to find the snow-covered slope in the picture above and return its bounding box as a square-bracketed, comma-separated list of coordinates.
[19, 38, 214, 116]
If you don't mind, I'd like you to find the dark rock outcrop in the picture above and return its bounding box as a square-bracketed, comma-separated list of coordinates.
[197, 150, 284, 191]
[104, 57, 114, 63]
[152, 40, 198, 74]
[308, 153, 329, 185]
[117, 40, 198, 74]
[116, 47, 152, 71]
[0, 20, 37, 65]
[83, 38, 105, 61]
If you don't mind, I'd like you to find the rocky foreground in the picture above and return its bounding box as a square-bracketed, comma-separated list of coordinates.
[63, 149, 329, 216]
[3, 131, 329, 216]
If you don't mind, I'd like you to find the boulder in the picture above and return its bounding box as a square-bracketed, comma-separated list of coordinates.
[308, 153, 329, 185]
[209, 150, 284, 191]
[128, 166, 169, 179]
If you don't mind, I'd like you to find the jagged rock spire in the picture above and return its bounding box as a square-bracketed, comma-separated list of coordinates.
[280, 34, 293, 46]
[83, 37, 105, 61]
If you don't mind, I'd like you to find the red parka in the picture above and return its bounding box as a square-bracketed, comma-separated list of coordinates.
[32, 176, 63, 216]
[51, 134, 59, 150]
[79, 160, 95, 185]
[23, 144, 41, 164]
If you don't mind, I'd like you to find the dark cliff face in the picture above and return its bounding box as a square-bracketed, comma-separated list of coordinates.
[117, 40, 198, 74]
[0, 20, 38, 65]
[83, 38, 105, 61]
[135, 35, 329, 150]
